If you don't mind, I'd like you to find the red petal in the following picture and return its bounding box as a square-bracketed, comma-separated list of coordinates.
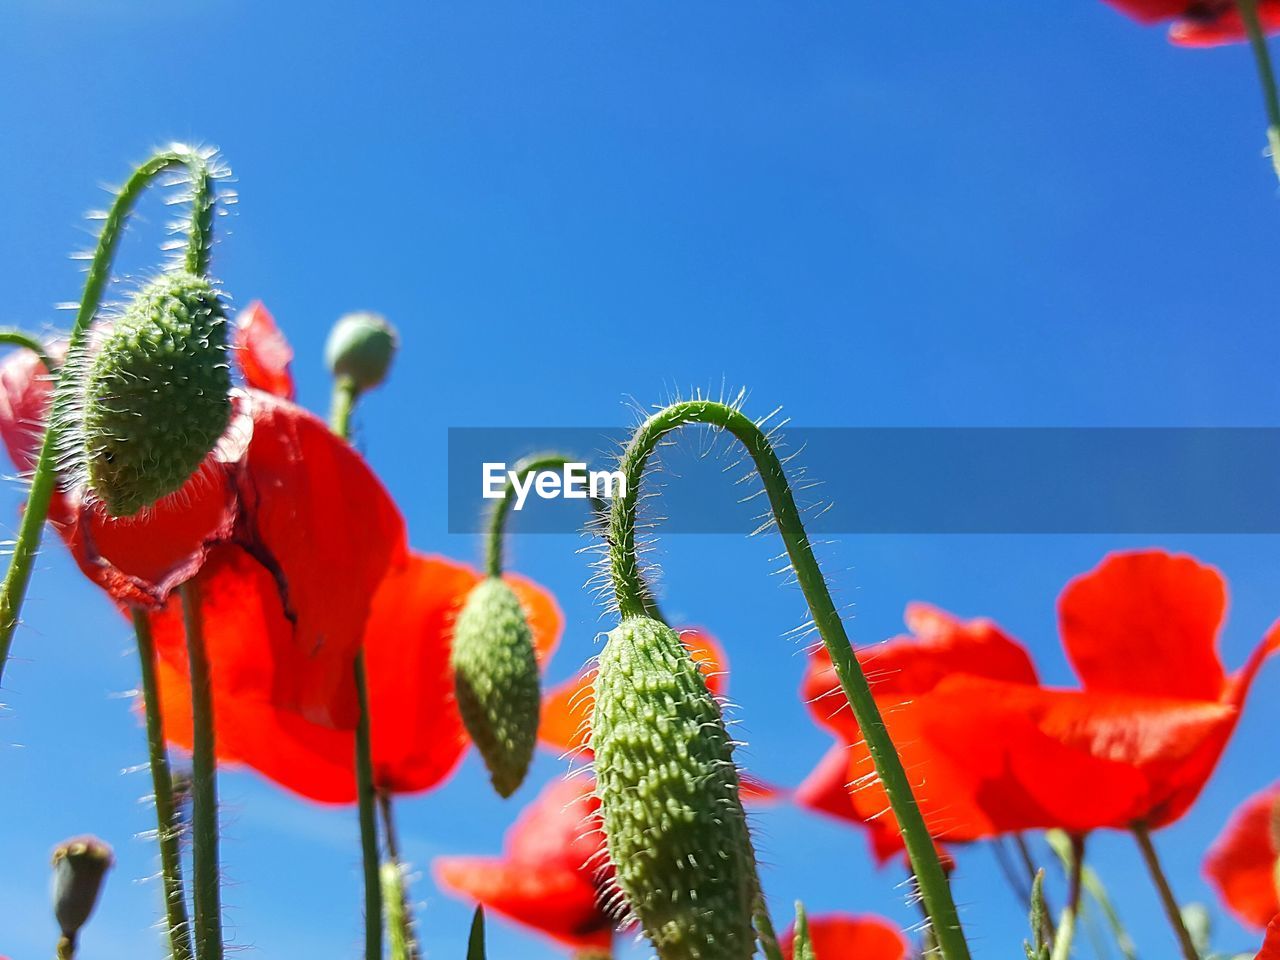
[1205, 783, 1280, 929]
[0, 346, 53, 474]
[794, 744, 910, 865]
[1059, 550, 1227, 701]
[505, 777, 606, 876]
[234, 302, 295, 400]
[780, 913, 908, 960]
[1259, 918, 1280, 960]
[1172, 4, 1280, 46]
[232, 392, 407, 727]
[540, 627, 727, 757]
[803, 603, 1037, 742]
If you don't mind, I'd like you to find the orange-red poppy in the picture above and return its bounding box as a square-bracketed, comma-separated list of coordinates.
[1103, 0, 1280, 46]
[0, 308, 406, 729]
[234, 301, 295, 400]
[435, 775, 616, 950]
[1205, 782, 1280, 929]
[148, 553, 562, 803]
[800, 552, 1278, 850]
[779, 913, 908, 960]
[1260, 918, 1280, 960]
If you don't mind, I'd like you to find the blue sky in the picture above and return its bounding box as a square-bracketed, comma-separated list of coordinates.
[3, 1, 1280, 957]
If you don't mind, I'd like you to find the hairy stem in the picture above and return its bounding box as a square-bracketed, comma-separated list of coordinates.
[1016, 835, 1057, 945]
[1050, 834, 1085, 960]
[1132, 825, 1197, 960]
[753, 902, 785, 960]
[330, 376, 382, 960]
[132, 608, 194, 960]
[379, 793, 421, 960]
[606, 400, 968, 960]
[0, 146, 216, 688]
[1239, 0, 1280, 184]
[182, 580, 223, 960]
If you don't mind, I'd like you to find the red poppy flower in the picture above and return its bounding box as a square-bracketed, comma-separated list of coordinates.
[798, 603, 1037, 861]
[434, 775, 615, 950]
[1102, 0, 1280, 46]
[148, 553, 562, 803]
[0, 309, 405, 728]
[1205, 781, 1280, 929]
[779, 913, 908, 960]
[234, 302, 295, 400]
[1260, 918, 1280, 960]
[802, 551, 1279, 850]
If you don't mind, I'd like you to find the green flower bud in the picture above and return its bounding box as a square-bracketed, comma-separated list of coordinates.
[325, 311, 397, 393]
[451, 577, 540, 798]
[591, 615, 758, 960]
[51, 835, 113, 955]
[81, 271, 231, 517]
[791, 902, 816, 960]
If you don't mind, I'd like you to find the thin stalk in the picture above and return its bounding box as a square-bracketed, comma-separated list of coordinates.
[606, 401, 968, 960]
[485, 453, 573, 578]
[330, 376, 382, 960]
[378, 793, 421, 960]
[182, 580, 223, 960]
[1050, 835, 1086, 960]
[1017, 834, 1057, 945]
[1239, 0, 1280, 184]
[1132, 826, 1197, 960]
[0, 330, 56, 373]
[132, 607, 194, 960]
[0, 147, 215, 688]
[753, 902, 785, 960]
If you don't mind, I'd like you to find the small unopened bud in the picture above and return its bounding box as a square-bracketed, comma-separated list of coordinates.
[451, 577, 540, 798]
[790, 902, 815, 960]
[82, 271, 231, 517]
[51, 835, 113, 955]
[325, 311, 397, 393]
[591, 616, 758, 960]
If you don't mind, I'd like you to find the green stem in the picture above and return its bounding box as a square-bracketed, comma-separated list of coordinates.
[1017, 835, 1057, 945]
[1238, 0, 1280, 184]
[56, 935, 75, 960]
[0, 146, 215, 689]
[379, 793, 421, 960]
[132, 607, 194, 960]
[329, 376, 382, 960]
[753, 902, 785, 960]
[485, 453, 573, 578]
[0, 330, 56, 373]
[1050, 835, 1085, 960]
[606, 400, 968, 960]
[182, 580, 223, 960]
[1132, 826, 1197, 960]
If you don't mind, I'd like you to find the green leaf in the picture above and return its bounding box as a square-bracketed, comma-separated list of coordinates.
[792, 901, 816, 960]
[467, 906, 487, 960]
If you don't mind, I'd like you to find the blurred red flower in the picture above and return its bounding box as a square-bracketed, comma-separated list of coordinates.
[234, 301, 295, 400]
[1205, 781, 1280, 928]
[434, 775, 616, 950]
[801, 551, 1278, 851]
[148, 553, 562, 802]
[779, 913, 907, 960]
[0, 306, 404, 728]
[1260, 918, 1280, 960]
[1102, 0, 1280, 46]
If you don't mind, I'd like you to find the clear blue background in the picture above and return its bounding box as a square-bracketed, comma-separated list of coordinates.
[2, 1, 1280, 957]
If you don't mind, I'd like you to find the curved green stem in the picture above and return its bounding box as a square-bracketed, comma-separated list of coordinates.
[486, 453, 572, 577]
[0, 330, 56, 373]
[182, 580, 223, 960]
[606, 400, 968, 960]
[1239, 0, 1280, 185]
[1050, 835, 1085, 960]
[0, 146, 216, 689]
[1132, 826, 1197, 960]
[329, 376, 382, 960]
[132, 608, 194, 960]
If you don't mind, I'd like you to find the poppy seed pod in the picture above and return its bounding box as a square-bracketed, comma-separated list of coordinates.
[51, 836, 113, 952]
[325, 311, 397, 393]
[591, 615, 758, 960]
[452, 577, 541, 798]
[81, 271, 231, 517]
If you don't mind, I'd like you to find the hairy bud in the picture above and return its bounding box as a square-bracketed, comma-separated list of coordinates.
[81, 272, 231, 517]
[51, 835, 113, 954]
[591, 615, 758, 960]
[790, 902, 816, 960]
[325, 311, 397, 393]
[451, 577, 540, 798]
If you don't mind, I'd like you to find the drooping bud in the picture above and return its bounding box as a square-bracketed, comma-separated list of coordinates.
[51, 835, 113, 956]
[81, 271, 231, 517]
[451, 577, 541, 798]
[325, 311, 397, 393]
[591, 615, 758, 960]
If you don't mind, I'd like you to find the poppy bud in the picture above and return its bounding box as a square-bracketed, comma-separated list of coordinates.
[81, 271, 231, 517]
[451, 577, 540, 798]
[325, 311, 397, 393]
[51, 835, 113, 956]
[790, 902, 815, 960]
[591, 615, 758, 960]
